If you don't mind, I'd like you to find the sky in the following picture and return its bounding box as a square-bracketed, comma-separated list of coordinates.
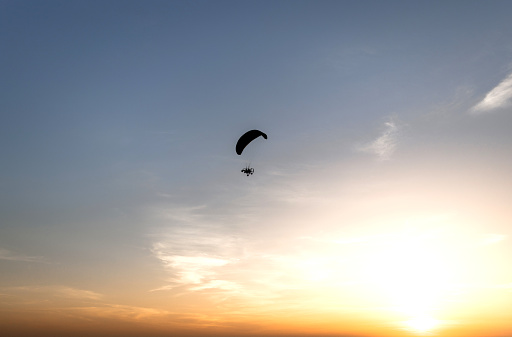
[2, 1, 512, 336]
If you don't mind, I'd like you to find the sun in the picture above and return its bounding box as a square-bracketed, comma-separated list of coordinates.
[404, 315, 440, 334]
[354, 226, 460, 334]
[283, 215, 510, 336]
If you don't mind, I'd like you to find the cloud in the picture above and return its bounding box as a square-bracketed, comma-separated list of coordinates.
[0, 285, 236, 333]
[0, 285, 103, 303]
[427, 85, 475, 117]
[471, 72, 512, 113]
[357, 117, 400, 160]
[149, 205, 302, 307]
[54, 286, 103, 300]
[152, 248, 232, 285]
[148, 207, 245, 294]
[0, 248, 46, 263]
[158, 204, 208, 224]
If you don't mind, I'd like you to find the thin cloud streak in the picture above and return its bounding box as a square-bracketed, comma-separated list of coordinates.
[357, 118, 400, 160]
[0, 285, 234, 333]
[472, 72, 512, 113]
[0, 248, 46, 263]
[0, 285, 103, 301]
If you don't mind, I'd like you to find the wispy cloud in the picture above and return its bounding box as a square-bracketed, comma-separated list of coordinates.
[148, 205, 246, 295]
[0, 285, 236, 333]
[0, 285, 103, 301]
[55, 286, 103, 300]
[0, 248, 46, 263]
[149, 205, 302, 308]
[427, 85, 475, 117]
[152, 247, 232, 285]
[357, 117, 401, 160]
[471, 72, 512, 113]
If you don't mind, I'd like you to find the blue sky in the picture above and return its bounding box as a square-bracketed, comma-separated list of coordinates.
[2, 1, 512, 336]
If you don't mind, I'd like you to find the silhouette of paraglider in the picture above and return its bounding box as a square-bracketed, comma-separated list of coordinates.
[236, 130, 267, 176]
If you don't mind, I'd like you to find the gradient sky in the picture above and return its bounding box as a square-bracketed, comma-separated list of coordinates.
[2, 1, 512, 336]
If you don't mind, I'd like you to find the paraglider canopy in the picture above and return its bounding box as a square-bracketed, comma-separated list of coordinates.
[236, 129, 267, 155]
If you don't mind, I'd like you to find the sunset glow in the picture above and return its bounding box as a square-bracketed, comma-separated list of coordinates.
[2, 1, 512, 337]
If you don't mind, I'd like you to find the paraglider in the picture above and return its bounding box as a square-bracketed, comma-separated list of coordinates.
[236, 129, 267, 176]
